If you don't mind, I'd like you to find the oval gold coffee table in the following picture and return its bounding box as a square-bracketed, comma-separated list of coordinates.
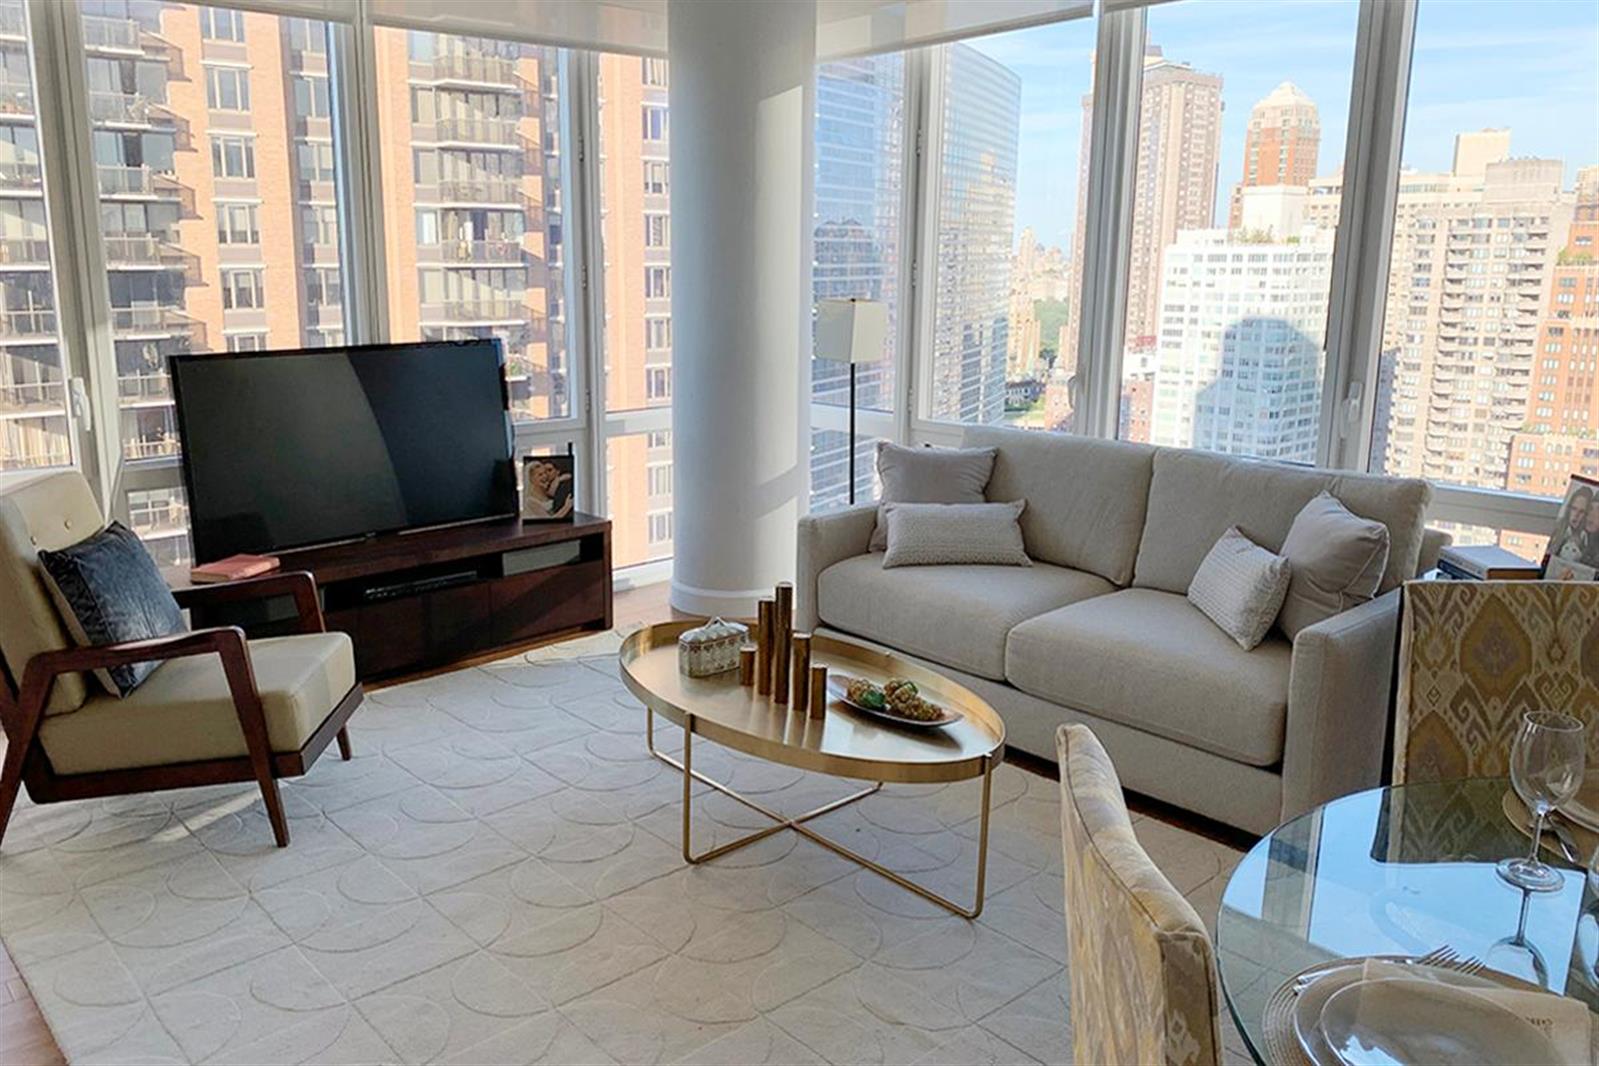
[620, 621, 1006, 917]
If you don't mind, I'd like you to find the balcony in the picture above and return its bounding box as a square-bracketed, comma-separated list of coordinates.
[0, 380, 63, 414]
[111, 304, 203, 344]
[81, 15, 142, 53]
[0, 238, 48, 267]
[419, 299, 528, 326]
[124, 434, 178, 461]
[419, 238, 524, 265]
[433, 177, 527, 206]
[0, 160, 40, 189]
[0, 307, 55, 339]
[0, 76, 32, 119]
[102, 234, 200, 279]
[89, 91, 170, 127]
[433, 117, 520, 147]
[117, 371, 171, 404]
[0, 6, 25, 40]
[431, 53, 519, 87]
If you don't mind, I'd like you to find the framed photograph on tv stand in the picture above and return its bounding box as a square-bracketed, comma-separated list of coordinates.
[523, 452, 575, 521]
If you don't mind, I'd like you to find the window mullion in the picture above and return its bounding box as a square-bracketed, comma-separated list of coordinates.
[1074, 6, 1144, 442]
[908, 45, 947, 432]
[565, 49, 605, 517]
[332, 8, 390, 345]
[893, 47, 929, 448]
[28, 0, 120, 507]
[1318, 0, 1417, 472]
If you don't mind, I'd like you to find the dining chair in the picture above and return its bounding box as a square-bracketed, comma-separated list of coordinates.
[0, 470, 363, 850]
[1394, 579, 1599, 784]
[1056, 723, 1223, 1066]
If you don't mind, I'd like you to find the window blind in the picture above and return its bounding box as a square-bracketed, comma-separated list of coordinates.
[365, 0, 668, 56]
[817, 0, 1093, 60]
[200, 0, 356, 21]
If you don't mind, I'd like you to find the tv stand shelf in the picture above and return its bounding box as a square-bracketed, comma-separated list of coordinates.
[187, 514, 612, 682]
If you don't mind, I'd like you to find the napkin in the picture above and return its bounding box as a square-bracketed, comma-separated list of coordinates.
[1359, 959, 1592, 1066]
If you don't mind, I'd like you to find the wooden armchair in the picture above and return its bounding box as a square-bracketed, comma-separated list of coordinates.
[0, 470, 362, 849]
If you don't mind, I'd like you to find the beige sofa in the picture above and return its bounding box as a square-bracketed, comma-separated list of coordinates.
[797, 425, 1441, 835]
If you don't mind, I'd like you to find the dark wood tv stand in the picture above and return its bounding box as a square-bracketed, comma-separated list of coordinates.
[185, 514, 612, 682]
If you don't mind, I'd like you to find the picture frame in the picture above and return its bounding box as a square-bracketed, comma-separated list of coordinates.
[1541, 473, 1599, 580]
[522, 452, 575, 521]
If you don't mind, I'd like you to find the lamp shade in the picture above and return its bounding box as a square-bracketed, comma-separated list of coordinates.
[815, 299, 890, 365]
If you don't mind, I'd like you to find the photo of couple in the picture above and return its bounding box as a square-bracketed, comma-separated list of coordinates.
[1545, 474, 1599, 580]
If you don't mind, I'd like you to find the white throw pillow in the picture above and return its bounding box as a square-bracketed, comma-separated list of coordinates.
[1187, 527, 1291, 651]
[1277, 491, 1390, 639]
[880, 501, 1031, 569]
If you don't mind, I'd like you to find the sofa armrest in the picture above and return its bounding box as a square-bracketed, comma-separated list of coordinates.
[1280, 589, 1400, 821]
[795, 504, 877, 632]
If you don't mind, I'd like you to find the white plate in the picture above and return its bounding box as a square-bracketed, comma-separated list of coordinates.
[826, 675, 962, 730]
[1560, 774, 1599, 832]
[1291, 962, 1500, 1066]
[1319, 977, 1559, 1066]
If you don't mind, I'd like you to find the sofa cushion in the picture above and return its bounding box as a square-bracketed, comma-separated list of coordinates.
[39, 632, 356, 775]
[960, 424, 1155, 585]
[1006, 588, 1292, 767]
[817, 554, 1115, 680]
[881, 501, 1030, 568]
[1132, 449, 1429, 598]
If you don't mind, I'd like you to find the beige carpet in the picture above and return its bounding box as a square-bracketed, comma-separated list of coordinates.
[0, 630, 1246, 1065]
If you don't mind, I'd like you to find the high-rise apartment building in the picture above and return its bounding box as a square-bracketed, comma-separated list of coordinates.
[1337, 139, 1575, 489]
[1123, 47, 1223, 354]
[596, 54, 674, 568]
[1147, 225, 1334, 461]
[1226, 81, 1320, 230]
[1063, 46, 1222, 386]
[928, 43, 1020, 425]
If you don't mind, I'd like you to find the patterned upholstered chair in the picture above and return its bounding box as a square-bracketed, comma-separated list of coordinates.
[1057, 723, 1222, 1066]
[0, 470, 363, 849]
[1394, 580, 1599, 784]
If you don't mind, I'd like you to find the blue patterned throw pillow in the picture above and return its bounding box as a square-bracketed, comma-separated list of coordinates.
[37, 521, 187, 697]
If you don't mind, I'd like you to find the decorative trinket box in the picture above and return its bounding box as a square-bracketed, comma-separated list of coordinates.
[677, 616, 749, 677]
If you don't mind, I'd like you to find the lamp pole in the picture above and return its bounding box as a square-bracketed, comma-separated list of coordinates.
[848, 362, 858, 505]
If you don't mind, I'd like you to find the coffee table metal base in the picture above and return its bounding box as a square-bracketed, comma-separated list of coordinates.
[646, 707, 995, 918]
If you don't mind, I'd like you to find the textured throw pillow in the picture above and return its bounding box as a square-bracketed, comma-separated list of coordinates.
[1277, 491, 1390, 640]
[870, 441, 997, 551]
[1186, 528, 1291, 651]
[37, 521, 187, 697]
[880, 501, 1031, 569]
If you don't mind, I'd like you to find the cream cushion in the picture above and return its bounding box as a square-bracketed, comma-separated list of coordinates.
[1186, 528, 1291, 651]
[817, 553, 1114, 679]
[1277, 492, 1389, 640]
[1057, 723, 1222, 1066]
[880, 500, 1030, 568]
[0, 471, 107, 716]
[1132, 449, 1428, 597]
[962, 424, 1155, 585]
[1008, 589, 1292, 767]
[39, 632, 355, 774]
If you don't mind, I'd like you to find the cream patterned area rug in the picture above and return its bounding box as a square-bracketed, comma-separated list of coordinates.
[0, 629, 1246, 1065]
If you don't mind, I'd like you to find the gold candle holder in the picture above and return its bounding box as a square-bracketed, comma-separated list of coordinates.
[773, 583, 794, 704]
[808, 664, 828, 720]
[755, 599, 774, 695]
[791, 633, 812, 714]
[738, 643, 756, 686]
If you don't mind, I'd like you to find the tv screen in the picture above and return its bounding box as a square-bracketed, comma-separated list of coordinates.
[171, 340, 517, 561]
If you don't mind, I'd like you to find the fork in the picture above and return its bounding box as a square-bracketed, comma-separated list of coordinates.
[1292, 946, 1484, 993]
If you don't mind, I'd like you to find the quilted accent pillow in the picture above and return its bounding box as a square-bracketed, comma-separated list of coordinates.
[870, 442, 997, 551]
[37, 521, 186, 697]
[1187, 528, 1291, 651]
[880, 501, 1031, 569]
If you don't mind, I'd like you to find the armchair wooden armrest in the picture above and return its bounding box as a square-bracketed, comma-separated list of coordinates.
[171, 571, 325, 634]
[0, 625, 291, 848]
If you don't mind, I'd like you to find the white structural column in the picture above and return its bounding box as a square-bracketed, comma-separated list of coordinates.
[668, 0, 817, 617]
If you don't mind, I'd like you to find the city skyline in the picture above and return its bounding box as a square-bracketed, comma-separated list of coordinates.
[966, 0, 1593, 248]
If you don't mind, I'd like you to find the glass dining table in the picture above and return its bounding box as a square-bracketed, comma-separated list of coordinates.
[1217, 778, 1599, 1064]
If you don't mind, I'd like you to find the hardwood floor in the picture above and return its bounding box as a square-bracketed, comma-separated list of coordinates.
[0, 582, 683, 1066]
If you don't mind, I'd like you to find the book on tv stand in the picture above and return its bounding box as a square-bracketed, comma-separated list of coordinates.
[178, 514, 613, 682]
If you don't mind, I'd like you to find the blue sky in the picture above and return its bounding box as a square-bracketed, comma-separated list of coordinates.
[964, 0, 1598, 251]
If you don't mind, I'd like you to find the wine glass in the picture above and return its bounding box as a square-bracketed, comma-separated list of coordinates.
[1499, 710, 1587, 892]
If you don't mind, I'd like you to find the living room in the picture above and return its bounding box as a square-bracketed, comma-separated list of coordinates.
[1, 0, 1597, 1064]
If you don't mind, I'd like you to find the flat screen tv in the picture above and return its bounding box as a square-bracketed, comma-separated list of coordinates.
[171, 340, 518, 562]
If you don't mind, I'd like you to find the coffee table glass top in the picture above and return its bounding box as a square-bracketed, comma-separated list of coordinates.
[619, 621, 1005, 784]
[1216, 778, 1595, 1064]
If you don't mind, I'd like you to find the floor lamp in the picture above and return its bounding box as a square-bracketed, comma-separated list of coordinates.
[815, 298, 889, 505]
